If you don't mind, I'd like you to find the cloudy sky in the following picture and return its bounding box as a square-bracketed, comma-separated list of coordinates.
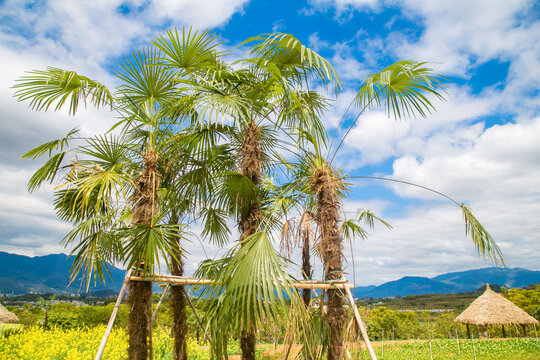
[0, 0, 539, 286]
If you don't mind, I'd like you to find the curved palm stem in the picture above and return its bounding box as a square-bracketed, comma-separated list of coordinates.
[349, 175, 504, 265]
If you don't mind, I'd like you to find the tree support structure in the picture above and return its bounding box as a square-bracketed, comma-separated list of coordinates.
[96, 272, 378, 360]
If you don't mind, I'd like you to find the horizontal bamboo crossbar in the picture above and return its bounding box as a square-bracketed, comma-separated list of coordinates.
[129, 275, 354, 290]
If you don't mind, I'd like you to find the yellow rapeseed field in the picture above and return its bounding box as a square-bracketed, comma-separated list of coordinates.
[0, 326, 212, 360]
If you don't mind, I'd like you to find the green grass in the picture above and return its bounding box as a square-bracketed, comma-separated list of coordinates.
[350, 338, 540, 360]
[261, 338, 540, 360]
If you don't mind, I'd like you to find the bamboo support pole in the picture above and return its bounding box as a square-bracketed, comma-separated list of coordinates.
[129, 275, 354, 290]
[182, 287, 211, 344]
[95, 268, 133, 360]
[344, 285, 377, 360]
[152, 284, 169, 322]
[381, 330, 384, 357]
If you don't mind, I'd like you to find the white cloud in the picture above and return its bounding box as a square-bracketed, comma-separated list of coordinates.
[391, 117, 540, 202]
[305, 0, 540, 285]
[1, 0, 539, 288]
[391, 0, 540, 125]
[148, 0, 247, 28]
[0, 0, 248, 259]
[339, 117, 540, 284]
[343, 110, 410, 165]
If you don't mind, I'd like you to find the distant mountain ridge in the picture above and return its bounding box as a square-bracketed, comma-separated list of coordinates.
[0, 252, 538, 298]
[353, 267, 540, 299]
[0, 252, 125, 295]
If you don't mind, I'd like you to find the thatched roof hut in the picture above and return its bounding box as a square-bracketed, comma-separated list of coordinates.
[0, 303, 19, 324]
[455, 284, 538, 326]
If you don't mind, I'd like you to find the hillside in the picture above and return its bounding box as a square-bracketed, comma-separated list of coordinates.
[353, 267, 540, 299]
[1, 252, 539, 298]
[0, 252, 125, 295]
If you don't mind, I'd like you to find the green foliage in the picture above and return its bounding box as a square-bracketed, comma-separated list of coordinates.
[349, 338, 540, 360]
[13, 67, 114, 116]
[461, 205, 504, 266]
[195, 232, 305, 358]
[504, 284, 540, 321]
[355, 60, 445, 120]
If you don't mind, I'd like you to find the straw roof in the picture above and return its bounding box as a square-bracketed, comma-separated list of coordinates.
[455, 284, 539, 326]
[0, 303, 19, 324]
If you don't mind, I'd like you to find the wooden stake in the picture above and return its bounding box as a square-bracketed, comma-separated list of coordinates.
[455, 328, 460, 354]
[381, 330, 384, 358]
[152, 284, 169, 322]
[471, 332, 476, 360]
[95, 268, 133, 360]
[344, 285, 377, 360]
[182, 287, 211, 344]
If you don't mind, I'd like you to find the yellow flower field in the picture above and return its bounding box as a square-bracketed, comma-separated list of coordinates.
[0, 326, 212, 360]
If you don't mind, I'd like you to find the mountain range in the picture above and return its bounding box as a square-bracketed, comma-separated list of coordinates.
[0, 252, 538, 298]
[0, 252, 125, 295]
[352, 267, 540, 298]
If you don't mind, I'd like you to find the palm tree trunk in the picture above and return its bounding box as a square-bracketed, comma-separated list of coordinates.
[311, 165, 346, 360]
[302, 228, 312, 306]
[128, 148, 160, 360]
[170, 227, 187, 360]
[238, 120, 262, 360]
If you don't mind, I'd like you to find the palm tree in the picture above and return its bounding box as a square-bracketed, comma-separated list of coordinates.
[13, 48, 197, 359]
[159, 122, 235, 360]
[281, 210, 316, 306]
[154, 31, 340, 360]
[285, 60, 504, 360]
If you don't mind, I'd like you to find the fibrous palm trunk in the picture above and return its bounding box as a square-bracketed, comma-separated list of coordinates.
[170, 238, 187, 360]
[238, 120, 262, 360]
[128, 148, 160, 360]
[301, 223, 312, 307]
[311, 166, 345, 360]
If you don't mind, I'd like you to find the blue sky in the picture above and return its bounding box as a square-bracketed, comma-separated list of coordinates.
[0, 0, 539, 286]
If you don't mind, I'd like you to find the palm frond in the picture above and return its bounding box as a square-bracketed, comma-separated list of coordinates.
[153, 27, 224, 77]
[27, 152, 66, 192]
[54, 187, 112, 223]
[124, 222, 186, 274]
[200, 207, 231, 247]
[13, 67, 113, 116]
[242, 32, 341, 90]
[213, 171, 260, 217]
[341, 219, 368, 241]
[79, 134, 133, 171]
[196, 231, 305, 359]
[116, 48, 175, 107]
[21, 128, 79, 160]
[277, 89, 330, 151]
[461, 204, 504, 266]
[356, 209, 392, 230]
[62, 215, 123, 291]
[59, 164, 134, 217]
[355, 60, 445, 120]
